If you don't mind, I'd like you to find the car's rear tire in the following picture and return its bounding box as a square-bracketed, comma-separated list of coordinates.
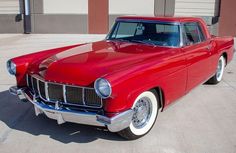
[207, 55, 225, 84]
[118, 90, 159, 140]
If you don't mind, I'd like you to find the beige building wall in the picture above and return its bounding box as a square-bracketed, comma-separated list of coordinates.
[109, 0, 155, 15]
[0, 0, 23, 33]
[30, 0, 88, 34]
[43, 0, 88, 14]
[109, 0, 155, 29]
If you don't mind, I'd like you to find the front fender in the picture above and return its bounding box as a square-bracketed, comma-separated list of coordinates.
[103, 58, 165, 113]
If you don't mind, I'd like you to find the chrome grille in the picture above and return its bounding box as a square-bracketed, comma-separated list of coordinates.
[27, 75, 33, 90]
[38, 80, 46, 99]
[48, 83, 64, 102]
[26, 75, 102, 108]
[65, 86, 83, 105]
[32, 77, 38, 94]
[84, 89, 102, 107]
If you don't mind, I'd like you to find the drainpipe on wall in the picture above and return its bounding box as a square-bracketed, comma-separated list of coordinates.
[211, 0, 221, 25]
[23, 0, 31, 34]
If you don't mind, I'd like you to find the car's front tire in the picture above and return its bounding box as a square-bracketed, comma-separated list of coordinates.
[207, 55, 226, 84]
[118, 90, 159, 140]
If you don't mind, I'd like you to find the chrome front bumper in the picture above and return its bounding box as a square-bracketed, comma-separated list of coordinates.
[9, 86, 133, 132]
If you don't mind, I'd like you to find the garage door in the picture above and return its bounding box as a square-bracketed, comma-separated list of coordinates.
[0, 0, 20, 14]
[175, 0, 220, 16]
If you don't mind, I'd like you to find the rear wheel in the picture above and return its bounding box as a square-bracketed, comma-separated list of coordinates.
[207, 55, 225, 84]
[118, 91, 159, 140]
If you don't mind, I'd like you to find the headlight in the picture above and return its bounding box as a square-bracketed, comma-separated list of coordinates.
[6, 60, 16, 75]
[94, 78, 112, 99]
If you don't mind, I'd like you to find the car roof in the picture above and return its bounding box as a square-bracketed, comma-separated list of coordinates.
[117, 16, 204, 23]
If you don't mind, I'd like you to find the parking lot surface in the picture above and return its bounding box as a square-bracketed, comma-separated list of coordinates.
[0, 34, 236, 153]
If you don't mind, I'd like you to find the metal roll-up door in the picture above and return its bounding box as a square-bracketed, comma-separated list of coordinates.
[0, 0, 20, 14]
[175, 0, 220, 17]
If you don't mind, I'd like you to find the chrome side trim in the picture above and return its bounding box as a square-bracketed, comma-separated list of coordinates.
[31, 76, 35, 92]
[82, 87, 86, 105]
[45, 82, 49, 101]
[36, 79, 42, 99]
[63, 85, 67, 103]
[9, 86, 134, 132]
[26, 75, 29, 87]
[179, 23, 184, 47]
[37, 80, 47, 101]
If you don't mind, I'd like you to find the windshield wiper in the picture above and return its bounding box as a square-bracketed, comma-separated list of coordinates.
[109, 38, 130, 42]
[128, 39, 156, 46]
[109, 38, 156, 46]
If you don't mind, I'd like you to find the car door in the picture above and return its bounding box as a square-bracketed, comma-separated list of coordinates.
[181, 22, 213, 92]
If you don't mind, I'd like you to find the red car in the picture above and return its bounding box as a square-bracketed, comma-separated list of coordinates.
[7, 16, 235, 140]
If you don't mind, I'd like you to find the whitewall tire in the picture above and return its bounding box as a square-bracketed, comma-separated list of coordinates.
[216, 56, 225, 82]
[118, 90, 159, 140]
[207, 55, 226, 84]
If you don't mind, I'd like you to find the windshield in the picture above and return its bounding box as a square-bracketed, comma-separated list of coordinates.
[107, 21, 180, 47]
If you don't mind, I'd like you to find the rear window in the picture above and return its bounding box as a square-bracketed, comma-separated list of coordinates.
[156, 24, 179, 33]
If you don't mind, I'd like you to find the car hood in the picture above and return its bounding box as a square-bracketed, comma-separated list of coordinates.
[32, 40, 170, 86]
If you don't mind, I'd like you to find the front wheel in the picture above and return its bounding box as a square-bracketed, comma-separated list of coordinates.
[207, 55, 226, 84]
[118, 91, 159, 140]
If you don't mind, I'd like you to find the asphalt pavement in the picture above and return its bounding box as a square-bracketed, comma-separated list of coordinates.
[0, 34, 236, 153]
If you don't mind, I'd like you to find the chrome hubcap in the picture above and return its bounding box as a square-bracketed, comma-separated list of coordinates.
[132, 97, 152, 129]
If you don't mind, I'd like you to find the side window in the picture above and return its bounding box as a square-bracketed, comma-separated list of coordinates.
[183, 22, 206, 45]
[183, 22, 200, 44]
[112, 22, 138, 38]
[197, 23, 206, 41]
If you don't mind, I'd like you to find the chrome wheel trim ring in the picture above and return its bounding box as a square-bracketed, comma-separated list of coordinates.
[129, 91, 158, 136]
[132, 97, 152, 129]
[216, 56, 225, 81]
